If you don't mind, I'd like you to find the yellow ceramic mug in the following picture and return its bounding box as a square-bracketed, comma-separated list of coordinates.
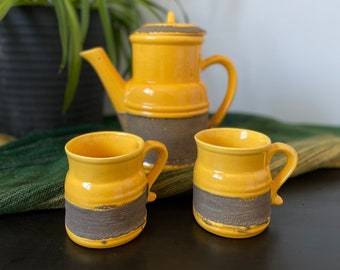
[193, 128, 298, 238]
[64, 131, 168, 248]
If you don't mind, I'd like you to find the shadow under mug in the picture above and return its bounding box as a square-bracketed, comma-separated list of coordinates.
[193, 128, 298, 238]
[64, 131, 168, 248]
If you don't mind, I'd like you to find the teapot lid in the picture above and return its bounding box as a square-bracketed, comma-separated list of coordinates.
[133, 11, 206, 36]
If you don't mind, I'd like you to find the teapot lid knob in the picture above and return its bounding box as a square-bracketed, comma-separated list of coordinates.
[132, 11, 205, 35]
[167, 11, 176, 24]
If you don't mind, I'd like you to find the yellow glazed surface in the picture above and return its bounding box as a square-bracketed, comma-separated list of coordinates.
[65, 221, 145, 249]
[193, 128, 298, 238]
[193, 209, 270, 239]
[65, 132, 167, 207]
[194, 128, 298, 203]
[80, 11, 237, 126]
[64, 131, 168, 248]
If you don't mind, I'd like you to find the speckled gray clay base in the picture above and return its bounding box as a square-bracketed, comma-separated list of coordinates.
[193, 184, 271, 228]
[118, 113, 209, 166]
[134, 25, 206, 35]
[65, 188, 147, 240]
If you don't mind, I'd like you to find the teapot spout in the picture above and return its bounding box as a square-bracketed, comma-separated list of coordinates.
[80, 47, 126, 113]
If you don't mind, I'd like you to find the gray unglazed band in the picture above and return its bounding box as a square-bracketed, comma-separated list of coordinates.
[118, 113, 209, 166]
[193, 184, 271, 228]
[65, 188, 147, 240]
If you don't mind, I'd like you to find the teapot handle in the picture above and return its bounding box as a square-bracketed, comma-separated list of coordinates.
[201, 55, 237, 127]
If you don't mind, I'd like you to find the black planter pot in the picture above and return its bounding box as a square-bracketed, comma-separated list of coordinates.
[0, 6, 106, 137]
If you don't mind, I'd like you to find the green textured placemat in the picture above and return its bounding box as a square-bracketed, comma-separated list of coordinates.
[1, 113, 340, 215]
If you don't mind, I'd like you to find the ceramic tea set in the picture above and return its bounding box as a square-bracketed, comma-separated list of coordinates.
[64, 12, 298, 248]
[80, 11, 237, 169]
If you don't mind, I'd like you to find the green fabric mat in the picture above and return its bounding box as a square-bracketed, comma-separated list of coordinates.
[1, 113, 340, 215]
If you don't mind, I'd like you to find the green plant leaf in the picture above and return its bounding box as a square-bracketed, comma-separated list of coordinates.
[173, 0, 189, 22]
[80, 0, 90, 43]
[0, 0, 20, 20]
[62, 0, 83, 114]
[97, 0, 115, 63]
[0, 0, 51, 19]
[134, 0, 167, 22]
[52, 0, 68, 71]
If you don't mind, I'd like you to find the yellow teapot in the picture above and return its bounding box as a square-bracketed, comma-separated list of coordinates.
[81, 11, 237, 169]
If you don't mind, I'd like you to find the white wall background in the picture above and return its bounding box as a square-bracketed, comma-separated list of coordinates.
[104, 0, 340, 125]
[151, 0, 340, 125]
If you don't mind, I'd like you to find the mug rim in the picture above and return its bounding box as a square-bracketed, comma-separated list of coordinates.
[194, 127, 271, 153]
[65, 131, 145, 163]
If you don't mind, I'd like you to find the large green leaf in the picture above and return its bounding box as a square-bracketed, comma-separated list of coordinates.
[97, 0, 115, 63]
[62, 0, 83, 114]
[52, 0, 68, 71]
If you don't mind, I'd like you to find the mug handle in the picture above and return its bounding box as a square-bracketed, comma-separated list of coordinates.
[142, 140, 168, 202]
[267, 143, 298, 206]
[201, 55, 237, 128]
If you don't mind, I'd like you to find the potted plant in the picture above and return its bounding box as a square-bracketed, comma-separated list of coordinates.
[0, 0, 174, 137]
